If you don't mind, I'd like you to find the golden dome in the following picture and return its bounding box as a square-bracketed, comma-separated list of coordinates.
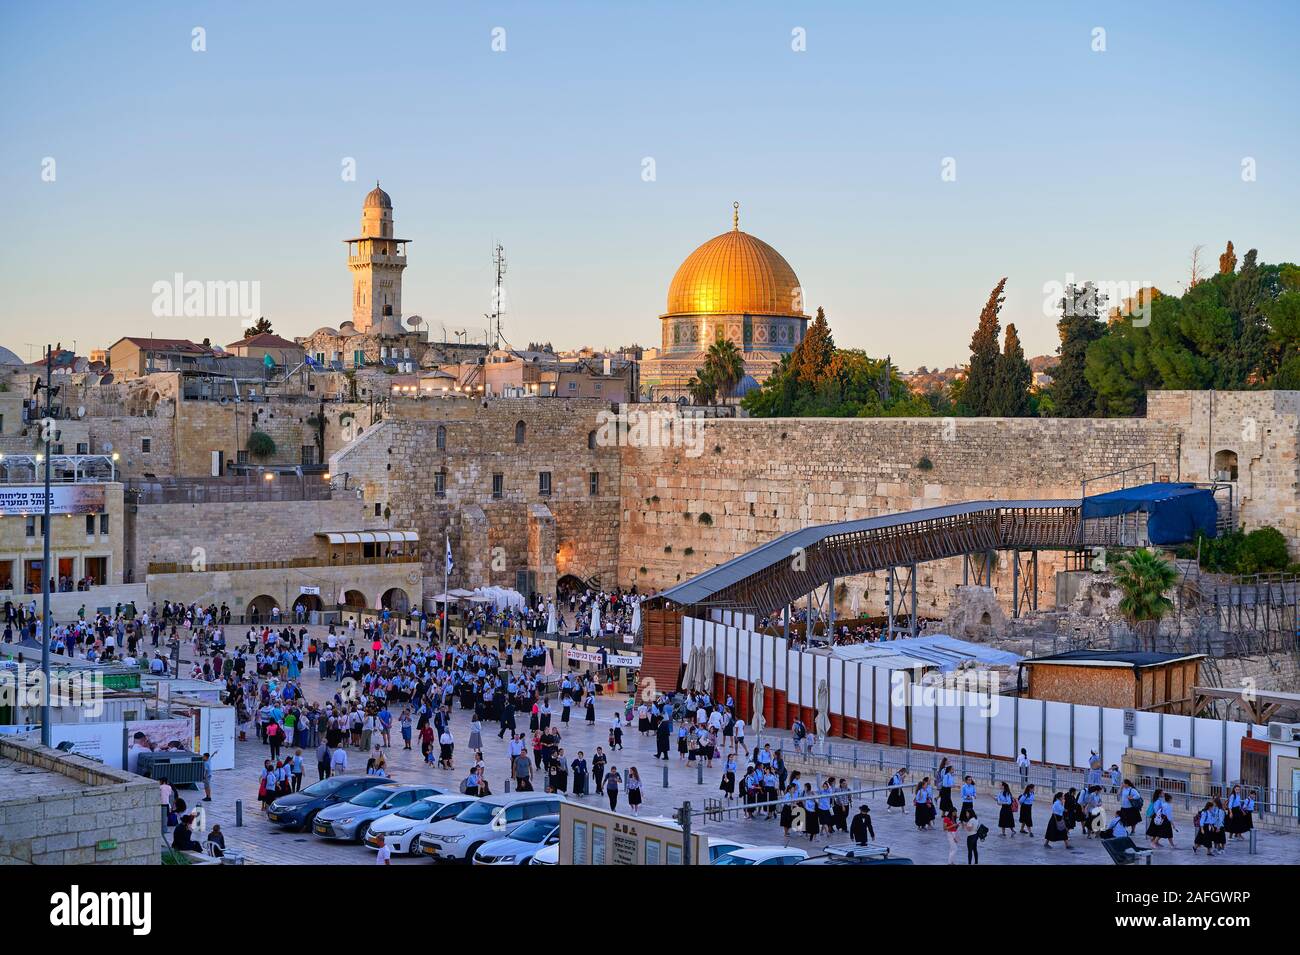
[665, 207, 805, 317]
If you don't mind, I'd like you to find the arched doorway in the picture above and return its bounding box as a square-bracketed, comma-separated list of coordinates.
[381, 587, 409, 614]
[246, 594, 279, 623]
[292, 593, 323, 621]
[341, 589, 367, 609]
[557, 573, 591, 596]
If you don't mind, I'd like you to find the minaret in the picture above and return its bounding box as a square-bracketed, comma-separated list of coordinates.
[345, 182, 409, 335]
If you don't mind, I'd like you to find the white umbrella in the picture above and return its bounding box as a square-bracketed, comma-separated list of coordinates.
[685, 646, 700, 695]
[752, 681, 766, 735]
[850, 587, 860, 617]
[590, 601, 601, 637]
[702, 645, 716, 696]
[630, 599, 641, 637]
[546, 602, 558, 635]
[815, 679, 831, 741]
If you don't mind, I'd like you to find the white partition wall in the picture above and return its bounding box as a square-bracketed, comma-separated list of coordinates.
[676, 615, 1248, 782]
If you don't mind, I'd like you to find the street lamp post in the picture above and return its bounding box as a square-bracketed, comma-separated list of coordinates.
[38, 344, 55, 747]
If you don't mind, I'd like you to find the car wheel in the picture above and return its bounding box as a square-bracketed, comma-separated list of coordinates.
[465, 842, 484, 863]
[299, 811, 318, 833]
[408, 840, 422, 857]
[356, 822, 371, 844]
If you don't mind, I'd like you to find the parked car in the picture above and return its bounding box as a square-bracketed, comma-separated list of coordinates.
[266, 776, 394, 832]
[638, 815, 753, 863]
[529, 842, 559, 866]
[799, 843, 913, 865]
[418, 792, 566, 862]
[311, 784, 442, 842]
[366, 794, 479, 856]
[472, 814, 560, 865]
[711, 846, 809, 866]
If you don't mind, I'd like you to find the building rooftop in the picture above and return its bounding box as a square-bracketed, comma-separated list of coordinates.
[1021, 649, 1205, 668]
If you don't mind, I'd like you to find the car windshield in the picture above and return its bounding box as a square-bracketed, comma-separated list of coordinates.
[349, 787, 395, 808]
[454, 801, 502, 825]
[713, 854, 756, 865]
[300, 778, 347, 797]
[396, 801, 439, 820]
[509, 820, 556, 843]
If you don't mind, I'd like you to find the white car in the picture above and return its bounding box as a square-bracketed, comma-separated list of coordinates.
[418, 792, 566, 862]
[365, 793, 478, 856]
[712, 846, 809, 866]
[638, 816, 753, 863]
[529, 842, 559, 866]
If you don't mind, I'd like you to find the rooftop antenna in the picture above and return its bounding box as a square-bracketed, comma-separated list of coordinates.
[490, 243, 507, 351]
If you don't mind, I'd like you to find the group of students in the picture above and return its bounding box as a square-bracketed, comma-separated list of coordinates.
[879, 757, 1259, 860]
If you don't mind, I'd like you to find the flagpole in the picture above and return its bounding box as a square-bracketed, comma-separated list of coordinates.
[444, 531, 450, 641]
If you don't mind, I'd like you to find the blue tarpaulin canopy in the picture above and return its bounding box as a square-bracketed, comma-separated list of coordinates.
[1081, 482, 1216, 545]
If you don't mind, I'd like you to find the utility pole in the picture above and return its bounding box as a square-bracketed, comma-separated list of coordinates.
[677, 801, 692, 866]
[36, 343, 58, 746]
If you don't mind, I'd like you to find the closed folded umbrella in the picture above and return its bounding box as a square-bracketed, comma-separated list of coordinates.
[816, 679, 831, 742]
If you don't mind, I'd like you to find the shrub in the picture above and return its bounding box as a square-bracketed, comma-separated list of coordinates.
[683, 547, 694, 556]
[1238, 527, 1290, 574]
[246, 430, 276, 459]
[698, 512, 713, 525]
[916, 456, 934, 471]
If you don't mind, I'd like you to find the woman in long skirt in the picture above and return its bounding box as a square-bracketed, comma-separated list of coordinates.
[913, 778, 935, 831]
[1193, 800, 1217, 855]
[1145, 789, 1175, 847]
[1044, 792, 1071, 848]
[886, 769, 907, 813]
[719, 759, 736, 800]
[626, 767, 643, 815]
[803, 785, 821, 841]
[1018, 784, 1036, 835]
[995, 782, 1016, 836]
[467, 718, 483, 753]
[779, 784, 796, 846]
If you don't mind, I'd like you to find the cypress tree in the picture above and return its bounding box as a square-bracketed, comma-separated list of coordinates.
[963, 278, 1007, 416]
[991, 323, 1033, 416]
[1052, 282, 1107, 416]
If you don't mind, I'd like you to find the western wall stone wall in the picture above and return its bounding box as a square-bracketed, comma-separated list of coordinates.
[617, 414, 1184, 617]
[127, 496, 382, 579]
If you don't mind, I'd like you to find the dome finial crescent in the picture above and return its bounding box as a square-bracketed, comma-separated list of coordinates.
[733, 201, 740, 231]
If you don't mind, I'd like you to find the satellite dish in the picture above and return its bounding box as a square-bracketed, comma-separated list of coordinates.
[76, 406, 85, 418]
[406, 315, 423, 328]
[103, 441, 114, 453]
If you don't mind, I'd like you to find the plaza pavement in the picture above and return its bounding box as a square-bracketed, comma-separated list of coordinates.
[179, 627, 1299, 866]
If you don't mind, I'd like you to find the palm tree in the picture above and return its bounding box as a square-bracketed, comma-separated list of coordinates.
[686, 370, 717, 405]
[1113, 549, 1177, 650]
[703, 338, 746, 400]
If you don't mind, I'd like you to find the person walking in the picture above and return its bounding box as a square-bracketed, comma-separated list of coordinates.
[995, 782, 1016, 836]
[604, 766, 621, 812]
[943, 810, 960, 865]
[886, 769, 907, 814]
[626, 767, 643, 815]
[1146, 788, 1175, 848]
[1018, 783, 1035, 835]
[1045, 791, 1072, 850]
[850, 804, 875, 846]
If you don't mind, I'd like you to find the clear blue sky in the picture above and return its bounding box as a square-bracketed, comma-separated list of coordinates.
[2, 1, 1296, 367]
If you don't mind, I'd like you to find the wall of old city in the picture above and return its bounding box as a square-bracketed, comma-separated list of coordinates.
[617, 414, 1185, 617]
[331, 397, 621, 596]
[1146, 390, 1300, 548]
[127, 496, 382, 580]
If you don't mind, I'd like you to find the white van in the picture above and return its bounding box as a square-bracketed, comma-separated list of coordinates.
[417, 791, 566, 862]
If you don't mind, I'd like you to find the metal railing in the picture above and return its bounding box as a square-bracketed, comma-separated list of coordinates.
[127, 476, 332, 505]
[147, 553, 419, 575]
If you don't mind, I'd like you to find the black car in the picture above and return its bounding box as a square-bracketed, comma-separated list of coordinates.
[266, 776, 394, 831]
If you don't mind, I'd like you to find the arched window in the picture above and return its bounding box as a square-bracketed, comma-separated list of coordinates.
[1214, 449, 1239, 481]
[514, 420, 526, 444]
[436, 425, 446, 451]
[587, 430, 597, 450]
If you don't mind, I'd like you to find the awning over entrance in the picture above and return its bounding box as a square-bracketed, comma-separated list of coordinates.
[316, 530, 419, 544]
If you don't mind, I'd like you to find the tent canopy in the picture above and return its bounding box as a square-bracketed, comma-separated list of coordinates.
[317, 530, 418, 544]
[1080, 482, 1216, 545]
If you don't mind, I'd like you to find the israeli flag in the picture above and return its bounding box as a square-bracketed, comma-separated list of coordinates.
[445, 534, 454, 577]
